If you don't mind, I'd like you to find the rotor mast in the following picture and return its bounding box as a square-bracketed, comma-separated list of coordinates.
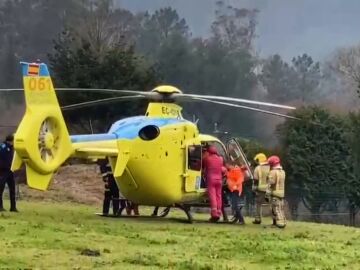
[145, 85, 184, 119]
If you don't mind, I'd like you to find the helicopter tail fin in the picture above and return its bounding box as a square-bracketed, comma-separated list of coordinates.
[12, 61, 73, 190]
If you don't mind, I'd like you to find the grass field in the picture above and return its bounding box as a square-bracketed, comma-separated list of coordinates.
[1, 201, 360, 270]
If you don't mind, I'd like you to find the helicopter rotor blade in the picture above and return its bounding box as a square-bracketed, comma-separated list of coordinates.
[191, 98, 300, 120]
[61, 95, 146, 111]
[0, 88, 23, 92]
[56, 88, 152, 95]
[175, 93, 296, 110]
[0, 88, 156, 98]
[57, 88, 296, 110]
[0, 88, 296, 110]
[0, 88, 144, 94]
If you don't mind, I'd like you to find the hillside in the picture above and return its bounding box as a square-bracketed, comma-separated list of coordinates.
[18, 164, 104, 205]
[0, 201, 359, 269]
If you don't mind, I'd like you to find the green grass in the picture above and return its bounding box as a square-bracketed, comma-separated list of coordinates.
[0, 201, 360, 270]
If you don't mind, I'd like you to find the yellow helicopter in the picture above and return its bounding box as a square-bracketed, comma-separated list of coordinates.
[6, 61, 297, 222]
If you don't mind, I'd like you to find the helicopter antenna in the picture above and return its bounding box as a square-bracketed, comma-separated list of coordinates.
[192, 114, 199, 125]
[214, 122, 219, 133]
[89, 118, 94, 134]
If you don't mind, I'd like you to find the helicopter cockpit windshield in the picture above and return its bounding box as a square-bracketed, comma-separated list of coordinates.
[226, 138, 254, 179]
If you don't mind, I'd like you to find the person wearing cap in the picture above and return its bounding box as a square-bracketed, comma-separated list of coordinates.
[0, 134, 17, 212]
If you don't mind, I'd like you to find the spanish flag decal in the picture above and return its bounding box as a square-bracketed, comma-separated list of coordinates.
[28, 64, 40, 76]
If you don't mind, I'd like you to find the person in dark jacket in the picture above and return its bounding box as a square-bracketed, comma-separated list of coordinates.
[0, 134, 17, 212]
[98, 158, 121, 216]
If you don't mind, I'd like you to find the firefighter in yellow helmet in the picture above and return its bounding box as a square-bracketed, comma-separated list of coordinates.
[252, 153, 270, 225]
[265, 155, 286, 228]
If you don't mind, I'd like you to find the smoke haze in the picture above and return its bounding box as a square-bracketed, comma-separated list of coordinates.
[117, 0, 360, 61]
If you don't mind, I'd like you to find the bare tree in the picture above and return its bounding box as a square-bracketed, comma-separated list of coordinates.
[72, 0, 141, 58]
[211, 0, 258, 52]
[332, 45, 360, 98]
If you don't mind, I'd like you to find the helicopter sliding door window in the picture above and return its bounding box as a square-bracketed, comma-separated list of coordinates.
[188, 145, 202, 171]
[184, 143, 202, 192]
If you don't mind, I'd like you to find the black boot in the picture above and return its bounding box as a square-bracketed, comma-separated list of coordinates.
[10, 201, 17, 212]
[209, 216, 220, 223]
[237, 213, 245, 225]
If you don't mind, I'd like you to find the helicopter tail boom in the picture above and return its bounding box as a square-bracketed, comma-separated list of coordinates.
[11, 62, 73, 190]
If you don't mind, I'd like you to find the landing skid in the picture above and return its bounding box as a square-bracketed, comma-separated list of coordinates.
[95, 204, 193, 223]
[95, 202, 237, 225]
[175, 204, 193, 224]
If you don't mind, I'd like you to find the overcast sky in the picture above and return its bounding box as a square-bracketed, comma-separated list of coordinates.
[116, 0, 360, 61]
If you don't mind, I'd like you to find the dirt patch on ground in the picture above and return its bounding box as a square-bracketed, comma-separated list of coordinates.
[19, 164, 104, 205]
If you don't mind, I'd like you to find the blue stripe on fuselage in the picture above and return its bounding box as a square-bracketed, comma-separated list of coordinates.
[70, 133, 117, 143]
[70, 116, 187, 143]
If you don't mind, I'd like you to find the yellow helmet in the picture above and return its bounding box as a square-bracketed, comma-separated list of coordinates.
[254, 153, 267, 164]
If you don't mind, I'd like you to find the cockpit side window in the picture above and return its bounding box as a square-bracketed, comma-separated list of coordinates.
[188, 145, 202, 171]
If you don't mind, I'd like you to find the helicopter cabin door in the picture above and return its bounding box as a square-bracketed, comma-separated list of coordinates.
[226, 138, 254, 179]
[184, 140, 202, 192]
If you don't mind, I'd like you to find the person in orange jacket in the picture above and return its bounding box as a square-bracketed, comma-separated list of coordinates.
[226, 163, 246, 224]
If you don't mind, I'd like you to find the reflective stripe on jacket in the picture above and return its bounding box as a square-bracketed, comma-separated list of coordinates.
[253, 163, 270, 192]
[267, 166, 285, 198]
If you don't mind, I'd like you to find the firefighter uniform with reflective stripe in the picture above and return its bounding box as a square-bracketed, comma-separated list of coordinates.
[266, 165, 286, 228]
[252, 163, 270, 224]
[99, 159, 120, 216]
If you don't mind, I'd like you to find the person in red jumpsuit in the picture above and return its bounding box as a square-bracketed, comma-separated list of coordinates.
[202, 145, 226, 222]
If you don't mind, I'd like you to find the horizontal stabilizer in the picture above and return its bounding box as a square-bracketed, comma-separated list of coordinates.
[75, 148, 119, 156]
[26, 164, 53, 191]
